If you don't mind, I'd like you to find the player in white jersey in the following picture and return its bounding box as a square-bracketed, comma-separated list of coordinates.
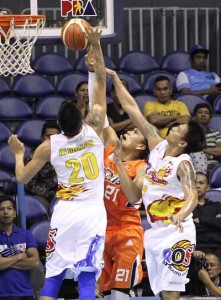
[106, 69, 206, 300]
[8, 27, 106, 300]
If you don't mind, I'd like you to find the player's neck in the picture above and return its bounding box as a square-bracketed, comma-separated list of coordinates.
[198, 197, 206, 205]
[164, 145, 183, 157]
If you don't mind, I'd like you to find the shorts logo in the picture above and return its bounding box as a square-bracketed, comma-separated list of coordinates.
[163, 240, 195, 271]
[61, 0, 97, 17]
[46, 228, 58, 257]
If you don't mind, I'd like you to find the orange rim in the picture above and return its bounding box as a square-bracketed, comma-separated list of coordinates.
[0, 15, 45, 33]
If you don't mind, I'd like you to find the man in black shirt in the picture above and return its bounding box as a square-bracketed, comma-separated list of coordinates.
[194, 172, 221, 260]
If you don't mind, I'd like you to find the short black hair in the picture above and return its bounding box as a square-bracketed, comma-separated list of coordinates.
[196, 171, 208, 180]
[75, 81, 88, 93]
[183, 119, 206, 154]
[41, 121, 61, 137]
[154, 75, 171, 87]
[0, 195, 16, 210]
[58, 100, 83, 136]
[193, 103, 213, 118]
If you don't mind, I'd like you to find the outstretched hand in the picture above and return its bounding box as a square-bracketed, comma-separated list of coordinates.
[113, 136, 123, 166]
[106, 67, 117, 77]
[85, 27, 102, 46]
[8, 134, 25, 155]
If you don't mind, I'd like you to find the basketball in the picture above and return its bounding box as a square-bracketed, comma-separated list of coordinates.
[61, 18, 91, 51]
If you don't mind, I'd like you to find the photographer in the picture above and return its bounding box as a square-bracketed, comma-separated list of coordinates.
[191, 251, 221, 297]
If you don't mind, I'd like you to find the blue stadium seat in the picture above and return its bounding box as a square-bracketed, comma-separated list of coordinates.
[174, 93, 211, 115]
[35, 95, 66, 119]
[32, 53, 73, 76]
[29, 220, 50, 254]
[143, 71, 177, 94]
[160, 51, 191, 74]
[106, 72, 142, 96]
[12, 74, 54, 100]
[213, 95, 221, 114]
[0, 144, 31, 173]
[0, 122, 12, 143]
[209, 114, 221, 133]
[0, 77, 10, 97]
[25, 194, 49, 222]
[75, 54, 116, 74]
[205, 189, 221, 203]
[0, 96, 33, 120]
[16, 120, 46, 147]
[56, 73, 88, 96]
[119, 51, 159, 74]
[134, 94, 156, 112]
[209, 165, 221, 189]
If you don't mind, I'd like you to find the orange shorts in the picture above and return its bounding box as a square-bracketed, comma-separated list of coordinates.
[99, 226, 144, 292]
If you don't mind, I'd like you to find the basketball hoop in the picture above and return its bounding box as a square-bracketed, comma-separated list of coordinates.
[0, 15, 46, 76]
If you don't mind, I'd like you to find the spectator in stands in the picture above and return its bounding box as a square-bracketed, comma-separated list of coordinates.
[187, 251, 221, 297]
[74, 81, 89, 118]
[0, 194, 41, 299]
[193, 103, 221, 174]
[193, 172, 221, 260]
[25, 121, 61, 210]
[143, 75, 191, 138]
[176, 44, 221, 105]
[107, 80, 135, 137]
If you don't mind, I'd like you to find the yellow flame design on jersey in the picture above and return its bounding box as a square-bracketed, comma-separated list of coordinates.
[56, 184, 87, 200]
[148, 196, 185, 223]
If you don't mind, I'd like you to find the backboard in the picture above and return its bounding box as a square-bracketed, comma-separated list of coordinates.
[0, 0, 123, 42]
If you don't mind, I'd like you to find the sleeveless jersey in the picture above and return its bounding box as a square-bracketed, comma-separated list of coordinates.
[142, 139, 194, 226]
[104, 145, 147, 227]
[50, 123, 104, 204]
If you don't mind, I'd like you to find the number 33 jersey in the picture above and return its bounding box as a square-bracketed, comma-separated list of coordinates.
[50, 123, 105, 204]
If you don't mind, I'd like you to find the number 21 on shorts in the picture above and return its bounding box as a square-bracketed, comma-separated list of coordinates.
[115, 269, 130, 282]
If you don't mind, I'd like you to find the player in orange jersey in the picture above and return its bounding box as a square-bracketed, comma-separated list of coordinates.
[100, 125, 148, 300]
[86, 52, 148, 299]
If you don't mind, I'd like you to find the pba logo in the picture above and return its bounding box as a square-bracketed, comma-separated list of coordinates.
[61, 0, 97, 17]
[163, 240, 195, 271]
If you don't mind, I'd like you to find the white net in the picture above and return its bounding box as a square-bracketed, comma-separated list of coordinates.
[0, 16, 45, 77]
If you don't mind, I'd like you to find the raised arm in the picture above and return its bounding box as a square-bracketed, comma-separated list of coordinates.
[106, 68, 162, 151]
[84, 28, 106, 136]
[85, 45, 114, 146]
[8, 135, 50, 183]
[113, 137, 144, 203]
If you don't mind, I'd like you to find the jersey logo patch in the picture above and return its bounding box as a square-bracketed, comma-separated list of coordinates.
[126, 239, 134, 246]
